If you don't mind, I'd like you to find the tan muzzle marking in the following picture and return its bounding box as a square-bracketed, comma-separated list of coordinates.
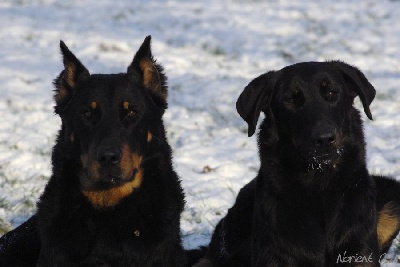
[82, 144, 144, 209]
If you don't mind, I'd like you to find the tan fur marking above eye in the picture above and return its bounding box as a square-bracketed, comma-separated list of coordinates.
[377, 201, 400, 250]
[91, 102, 97, 109]
[123, 101, 129, 110]
[147, 131, 152, 142]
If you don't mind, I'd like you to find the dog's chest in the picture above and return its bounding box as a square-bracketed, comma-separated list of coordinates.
[81, 209, 168, 265]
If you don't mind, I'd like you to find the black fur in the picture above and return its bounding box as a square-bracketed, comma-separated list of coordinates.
[197, 61, 400, 267]
[0, 216, 40, 266]
[0, 36, 186, 266]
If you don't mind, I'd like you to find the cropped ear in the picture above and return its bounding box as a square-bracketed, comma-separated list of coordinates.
[127, 36, 167, 105]
[333, 61, 376, 120]
[54, 41, 90, 112]
[236, 71, 277, 137]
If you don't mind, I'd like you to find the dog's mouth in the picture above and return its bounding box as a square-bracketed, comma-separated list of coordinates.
[97, 169, 138, 190]
[80, 167, 138, 191]
[80, 165, 144, 209]
[79, 144, 144, 192]
[303, 147, 344, 172]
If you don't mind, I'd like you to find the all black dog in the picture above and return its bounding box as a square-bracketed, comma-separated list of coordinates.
[0, 36, 186, 266]
[196, 61, 400, 266]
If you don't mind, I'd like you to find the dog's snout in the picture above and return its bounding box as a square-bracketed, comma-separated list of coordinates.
[96, 147, 122, 165]
[312, 125, 336, 147]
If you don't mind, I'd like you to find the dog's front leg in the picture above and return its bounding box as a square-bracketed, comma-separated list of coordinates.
[324, 177, 380, 267]
[76, 257, 111, 267]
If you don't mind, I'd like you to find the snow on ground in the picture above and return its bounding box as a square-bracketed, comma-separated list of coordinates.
[0, 0, 399, 264]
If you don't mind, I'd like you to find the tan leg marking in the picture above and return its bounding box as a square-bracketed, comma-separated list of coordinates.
[377, 201, 400, 250]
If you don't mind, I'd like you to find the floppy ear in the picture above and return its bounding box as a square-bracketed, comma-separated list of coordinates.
[236, 71, 277, 137]
[127, 36, 167, 105]
[54, 41, 90, 112]
[333, 61, 376, 120]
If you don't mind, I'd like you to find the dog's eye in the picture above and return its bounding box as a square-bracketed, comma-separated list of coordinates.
[80, 106, 99, 125]
[83, 108, 93, 119]
[122, 109, 139, 122]
[284, 90, 298, 103]
[284, 97, 295, 104]
[126, 110, 137, 119]
[283, 90, 304, 109]
[327, 91, 336, 97]
[326, 90, 338, 101]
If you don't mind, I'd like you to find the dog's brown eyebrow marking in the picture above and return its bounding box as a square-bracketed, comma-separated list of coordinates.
[123, 101, 129, 110]
[147, 131, 152, 142]
[91, 102, 97, 109]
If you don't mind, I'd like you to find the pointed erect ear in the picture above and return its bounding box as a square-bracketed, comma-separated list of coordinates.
[333, 61, 376, 120]
[54, 41, 90, 110]
[236, 71, 278, 137]
[127, 36, 167, 101]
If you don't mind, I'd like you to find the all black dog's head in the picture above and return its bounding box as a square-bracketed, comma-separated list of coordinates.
[237, 61, 376, 172]
[53, 36, 167, 208]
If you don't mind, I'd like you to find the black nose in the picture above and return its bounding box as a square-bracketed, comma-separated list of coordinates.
[311, 125, 336, 147]
[96, 147, 122, 165]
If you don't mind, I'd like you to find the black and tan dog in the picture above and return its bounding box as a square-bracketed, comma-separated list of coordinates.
[196, 61, 400, 266]
[0, 36, 186, 266]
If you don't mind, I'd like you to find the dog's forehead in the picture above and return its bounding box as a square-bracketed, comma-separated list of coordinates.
[280, 62, 339, 88]
[77, 74, 144, 104]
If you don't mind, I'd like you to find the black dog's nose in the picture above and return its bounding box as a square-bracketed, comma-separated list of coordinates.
[96, 147, 122, 165]
[312, 125, 336, 147]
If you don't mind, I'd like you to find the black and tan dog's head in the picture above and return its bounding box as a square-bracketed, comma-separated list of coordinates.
[53, 36, 166, 208]
[237, 61, 376, 171]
